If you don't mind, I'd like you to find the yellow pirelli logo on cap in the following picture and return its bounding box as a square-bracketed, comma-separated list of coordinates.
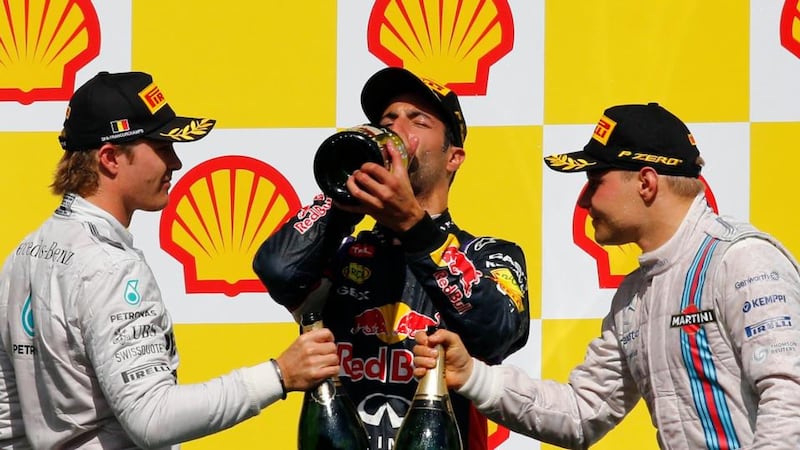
[421, 77, 452, 96]
[138, 82, 167, 114]
[592, 115, 616, 146]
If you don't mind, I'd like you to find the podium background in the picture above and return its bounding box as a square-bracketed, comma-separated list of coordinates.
[1, 1, 799, 448]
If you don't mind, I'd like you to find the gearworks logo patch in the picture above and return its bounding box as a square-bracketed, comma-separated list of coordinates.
[574, 176, 719, 288]
[367, 0, 514, 95]
[0, 0, 101, 104]
[160, 155, 301, 297]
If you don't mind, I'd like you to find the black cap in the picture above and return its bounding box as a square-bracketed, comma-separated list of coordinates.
[59, 71, 216, 152]
[544, 103, 702, 177]
[361, 67, 467, 147]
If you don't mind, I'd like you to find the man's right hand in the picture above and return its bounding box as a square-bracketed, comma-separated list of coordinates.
[338, 140, 425, 233]
[412, 329, 474, 390]
[274, 328, 339, 392]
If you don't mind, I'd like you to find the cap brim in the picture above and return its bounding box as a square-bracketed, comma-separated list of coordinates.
[543, 150, 610, 173]
[361, 68, 444, 125]
[148, 116, 216, 143]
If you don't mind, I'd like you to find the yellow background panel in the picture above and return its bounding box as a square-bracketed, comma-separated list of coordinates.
[449, 125, 542, 319]
[0, 133, 62, 257]
[750, 121, 800, 257]
[544, 0, 749, 124]
[176, 322, 302, 449]
[541, 319, 657, 450]
[131, 2, 338, 129]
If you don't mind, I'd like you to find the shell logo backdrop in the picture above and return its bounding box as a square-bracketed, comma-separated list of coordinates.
[1, 1, 799, 449]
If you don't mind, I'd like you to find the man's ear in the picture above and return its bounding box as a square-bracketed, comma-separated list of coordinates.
[447, 146, 465, 173]
[638, 167, 659, 203]
[97, 143, 123, 176]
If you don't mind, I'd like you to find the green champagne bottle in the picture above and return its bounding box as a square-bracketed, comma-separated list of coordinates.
[393, 343, 463, 450]
[297, 312, 369, 450]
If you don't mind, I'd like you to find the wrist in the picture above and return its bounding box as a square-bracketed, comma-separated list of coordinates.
[399, 212, 445, 253]
[270, 358, 287, 399]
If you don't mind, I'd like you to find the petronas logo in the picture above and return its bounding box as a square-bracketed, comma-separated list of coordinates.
[21, 295, 34, 338]
[124, 280, 141, 306]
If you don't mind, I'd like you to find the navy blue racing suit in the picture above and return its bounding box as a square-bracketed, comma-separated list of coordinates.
[253, 194, 530, 450]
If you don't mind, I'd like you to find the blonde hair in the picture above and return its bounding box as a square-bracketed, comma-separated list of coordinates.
[662, 175, 705, 198]
[50, 150, 100, 197]
[665, 155, 706, 198]
[50, 144, 134, 197]
[620, 156, 705, 198]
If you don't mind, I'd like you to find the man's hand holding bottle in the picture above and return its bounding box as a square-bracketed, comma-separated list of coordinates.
[412, 329, 475, 391]
[274, 327, 339, 393]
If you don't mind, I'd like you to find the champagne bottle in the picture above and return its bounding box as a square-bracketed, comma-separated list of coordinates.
[297, 312, 369, 450]
[313, 124, 408, 205]
[393, 343, 463, 450]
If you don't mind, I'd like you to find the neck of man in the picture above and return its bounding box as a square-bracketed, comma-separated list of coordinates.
[637, 195, 696, 253]
[84, 189, 133, 229]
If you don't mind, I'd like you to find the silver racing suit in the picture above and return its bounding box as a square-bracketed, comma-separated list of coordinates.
[0, 194, 284, 449]
[457, 195, 800, 449]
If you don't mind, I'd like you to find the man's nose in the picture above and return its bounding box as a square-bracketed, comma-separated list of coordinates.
[387, 121, 414, 154]
[166, 148, 183, 171]
[387, 120, 408, 139]
[577, 186, 592, 209]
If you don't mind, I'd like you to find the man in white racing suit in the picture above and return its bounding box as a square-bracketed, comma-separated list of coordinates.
[0, 71, 340, 449]
[411, 103, 800, 449]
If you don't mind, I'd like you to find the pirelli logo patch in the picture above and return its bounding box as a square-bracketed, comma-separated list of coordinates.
[138, 82, 167, 114]
[121, 362, 171, 383]
[591, 115, 617, 145]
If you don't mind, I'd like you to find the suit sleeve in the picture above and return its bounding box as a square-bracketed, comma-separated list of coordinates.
[458, 313, 641, 449]
[252, 195, 363, 312]
[400, 213, 530, 363]
[77, 256, 283, 449]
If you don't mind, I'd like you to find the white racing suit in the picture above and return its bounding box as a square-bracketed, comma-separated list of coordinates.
[0, 194, 284, 449]
[458, 195, 800, 449]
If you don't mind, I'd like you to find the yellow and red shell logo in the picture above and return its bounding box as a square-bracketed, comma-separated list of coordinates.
[160, 155, 301, 297]
[367, 0, 514, 95]
[0, 0, 100, 104]
[781, 0, 800, 58]
[573, 176, 719, 288]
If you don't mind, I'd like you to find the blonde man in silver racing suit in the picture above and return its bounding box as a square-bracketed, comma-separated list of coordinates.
[412, 103, 800, 449]
[0, 71, 340, 449]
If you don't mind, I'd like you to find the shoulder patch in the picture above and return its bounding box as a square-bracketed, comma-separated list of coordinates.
[88, 223, 125, 250]
[706, 216, 760, 242]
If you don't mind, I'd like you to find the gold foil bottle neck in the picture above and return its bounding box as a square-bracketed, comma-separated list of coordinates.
[414, 344, 447, 400]
[302, 319, 323, 334]
[301, 311, 324, 332]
